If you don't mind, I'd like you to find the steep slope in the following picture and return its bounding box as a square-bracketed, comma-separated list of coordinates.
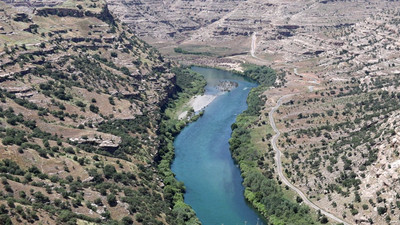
[107, 0, 400, 62]
[226, 9, 400, 225]
[107, 0, 243, 42]
[107, 2, 400, 224]
[0, 1, 198, 224]
[108, 2, 400, 224]
[109, 0, 395, 41]
[4, 1, 400, 225]
[265, 10, 400, 224]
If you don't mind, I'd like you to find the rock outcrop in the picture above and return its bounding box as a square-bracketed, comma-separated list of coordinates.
[216, 80, 238, 92]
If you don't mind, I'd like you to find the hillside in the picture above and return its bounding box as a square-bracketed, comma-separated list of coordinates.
[106, 0, 400, 66]
[0, 1, 199, 224]
[225, 9, 400, 225]
[261, 10, 400, 224]
[105, 0, 400, 224]
[3, 0, 400, 225]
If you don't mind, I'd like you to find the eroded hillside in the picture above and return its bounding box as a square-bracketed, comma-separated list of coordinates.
[237, 9, 400, 225]
[107, 0, 400, 65]
[0, 1, 198, 224]
[3, 0, 400, 224]
[105, 0, 400, 223]
[107, 1, 400, 224]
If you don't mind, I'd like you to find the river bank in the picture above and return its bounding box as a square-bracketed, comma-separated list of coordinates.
[172, 66, 265, 224]
[157, 67, 206, 224]
[178, 80, 239, 119]
[160, 64, 321, 225]
[190, 94, 218, 112]
[178, 94, 218, 119]
[228, 65, 325, 224]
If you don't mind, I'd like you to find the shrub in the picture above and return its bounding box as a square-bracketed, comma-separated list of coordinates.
[121, 216, 133, 225]
[377, 206, 387, 215]
[94, 198, 103, 206]
[107, 194, 117, 207]
[76, 101, 86, 108]
[103, 165, 116, 179]
[0, 214, 12, 225]
[89, 104, 99, 113]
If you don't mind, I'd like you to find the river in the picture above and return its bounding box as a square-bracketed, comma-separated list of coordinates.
[171, 67, 265, 225]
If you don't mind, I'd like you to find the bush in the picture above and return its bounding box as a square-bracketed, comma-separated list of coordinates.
[107, 194, 117, 207]
[0, 214, 12, 225]
[76, 101, 86, 108]
[320, 216, 328, 224]
[103, 165, 116, 179]
[89, 104, 99, 113]
[57, 210, 76, 223]
[121, 216, 133, 225]
[94, 198, 103, 206]
[377, 206, 387, 215]
[65, 147, 75, 154]
[108, 97, 115, 105]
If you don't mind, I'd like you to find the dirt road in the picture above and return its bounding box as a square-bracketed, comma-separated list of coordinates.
[251, 32, 257, 58]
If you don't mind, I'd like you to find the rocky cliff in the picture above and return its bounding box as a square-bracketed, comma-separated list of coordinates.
[107, 0, 400, 51]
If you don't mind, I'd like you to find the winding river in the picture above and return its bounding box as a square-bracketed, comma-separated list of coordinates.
[171, 67, 265, 225]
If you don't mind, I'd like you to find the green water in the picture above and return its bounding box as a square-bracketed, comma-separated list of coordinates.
[171, 67, 265, 225]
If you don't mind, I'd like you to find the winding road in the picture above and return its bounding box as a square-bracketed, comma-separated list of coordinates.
[269, 95, 350, 225]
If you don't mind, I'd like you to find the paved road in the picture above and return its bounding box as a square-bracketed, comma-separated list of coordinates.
[269, 95, 350, 225]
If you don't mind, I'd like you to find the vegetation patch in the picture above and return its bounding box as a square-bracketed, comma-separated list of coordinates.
[229, 65, 323, 224]
[157, 66, 207, 224]
[174, 47, 214, 57]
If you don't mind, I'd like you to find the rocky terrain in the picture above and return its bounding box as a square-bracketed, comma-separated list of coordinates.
[269, 10, 400, 225]
[228, 8, 400, 225]
[0, 1, 201, 224]
[106, 0, 400, 64]
[216, 80, 238, 92]
[3, 0, 400, 224]
[105, 0, 400, 224]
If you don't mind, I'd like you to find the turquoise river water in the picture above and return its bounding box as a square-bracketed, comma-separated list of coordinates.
[171, 67, 265, 225]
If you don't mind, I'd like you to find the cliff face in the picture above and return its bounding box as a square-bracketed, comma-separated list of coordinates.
[101, 0, 400, 74]
[107, 0, 244, 41]
[0, 1, 181, 224]
[106, 0, 399, 43]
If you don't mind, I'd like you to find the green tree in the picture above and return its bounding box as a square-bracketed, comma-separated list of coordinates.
[103, 165, 116, 179]
[320, 216, 328, 224]
[121, 216, 133, 225]
[107, 193, 117, 207]
[89, 104, 99, 113]
[0, 214, 12, 225]
[377, 206, 387, 215]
